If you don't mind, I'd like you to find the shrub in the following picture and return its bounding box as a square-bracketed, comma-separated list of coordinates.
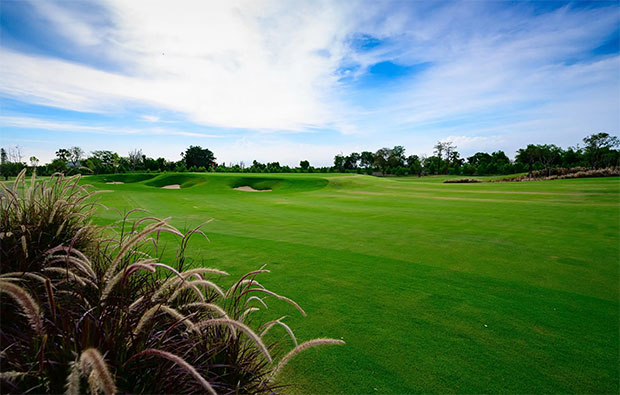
[0, 170, 344, 394]
[0, 171, 103, 273]
[495, 167, 620, 182]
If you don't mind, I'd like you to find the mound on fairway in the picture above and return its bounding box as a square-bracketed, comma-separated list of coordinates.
[92, 173, 156, 184]
[140, 173, 329, 193]
[227, 176, 328, 193]
[145, 173, 206, 189]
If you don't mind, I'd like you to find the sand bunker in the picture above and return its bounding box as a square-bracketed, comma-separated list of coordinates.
[161, 184, 181, 189]
[106, 181, 124, 184]
[234, 186, 271, 192]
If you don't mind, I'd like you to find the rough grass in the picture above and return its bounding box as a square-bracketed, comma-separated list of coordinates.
[0, 171, 345, 394]
[86, 172, 619, 393]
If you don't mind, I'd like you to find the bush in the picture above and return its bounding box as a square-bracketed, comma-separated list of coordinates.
[0, 170, 344, 394]
[495, 167, 620, 182]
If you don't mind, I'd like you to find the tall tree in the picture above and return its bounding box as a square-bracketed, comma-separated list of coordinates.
[406, 155, 422, 176]
[56, 149, 70, 161]
[128, 149, 144, 170]
[515, 145, 541, 177]
[374, 148, 392, 175]
[344, 153, 360, 170]
[69, 146, 84, 167]
[360, 151, 374, 169]
[389, 146, 406, 168]
[299, 160, 310, 170]
[583, 132, 620, 168]
[433, 142, 444, 174]
[333, 154, 345, 172]
[182, 146, 216, 169]
[538, 144, 562, 176]
[29, 156, 39, 168]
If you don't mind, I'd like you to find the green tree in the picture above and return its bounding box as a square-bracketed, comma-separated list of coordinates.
[373, 148, 392, 175]
[56, 149, 71, 161]
[388, 146, 406, 168]
[299, 160, 310, 170]
[182, 146, 216, 169]
[516, 145, 541, 177]
[69, 146, 84, 167]
[344, 153, 360, 170]
[333, 154, 345, 172]
[406, 155, 422, 176]
[538, 144, 562, 176]
[583, 132, 620, 168]
[360, 151, 374, 169]
[29, 156, 39, 168]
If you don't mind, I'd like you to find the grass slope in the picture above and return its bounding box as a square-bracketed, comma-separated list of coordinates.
[87, 172, 619, 393]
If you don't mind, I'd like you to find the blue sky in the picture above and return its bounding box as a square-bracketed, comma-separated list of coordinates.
[0, 0, 618, 166]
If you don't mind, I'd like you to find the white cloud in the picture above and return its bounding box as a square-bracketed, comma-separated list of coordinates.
[0, 0, 361, 132]
[0, 0, 617, 164]
[0, 116, 225, 138]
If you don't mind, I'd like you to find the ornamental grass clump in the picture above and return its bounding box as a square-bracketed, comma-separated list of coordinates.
[0, 170, 344, 394]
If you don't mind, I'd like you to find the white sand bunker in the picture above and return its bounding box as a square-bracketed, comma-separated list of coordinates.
[106, 181, 124, 184]
[161, 184, 181, 189]
[234, 186, 271, 192]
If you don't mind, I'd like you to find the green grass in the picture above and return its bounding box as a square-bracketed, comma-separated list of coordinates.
[86, 172, 619, 393]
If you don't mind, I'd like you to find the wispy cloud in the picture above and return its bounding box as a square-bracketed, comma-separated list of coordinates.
[0, 116, 225, 138]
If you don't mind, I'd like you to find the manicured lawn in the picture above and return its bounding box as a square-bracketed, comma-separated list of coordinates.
[87, 172, 619, 393]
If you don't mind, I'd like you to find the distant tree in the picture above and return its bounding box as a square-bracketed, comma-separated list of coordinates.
[560, 146, 584, 168]
[448, 151, 463, 174]
[583, 132, 620, 168]
[516, 145, 541, 177]
[406, 155, 422, 176]
[48, 158, 68, 173]
[182, 146, 216, 169]
[128, 148, 144, 171]
[333, 154, 345, 172]
[8, 145, 23, 162]
[537, 144, 562, 176]
[434, 141, 455, 174]
[0, 148, 8, 180]
[388, 146, 406, 168]
[56, 148, 71, 161]
[90, 150, 120, 174]
[422, 155, 440, 175]
[267, 162, 281, 172]
[467, 152, 492, 167]
[344, 153, 360, 170]
[29, 156, 39, 168]
[360, 151, 374, 169]
[69, 146, 84, 167]
[433, 142, 444, 174]
[299, 160, 310, 170]
[374, 148, 392, 175]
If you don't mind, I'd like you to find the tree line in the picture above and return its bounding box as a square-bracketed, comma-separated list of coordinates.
[1, 132, 618, 179]
[333, 132, 619, 176]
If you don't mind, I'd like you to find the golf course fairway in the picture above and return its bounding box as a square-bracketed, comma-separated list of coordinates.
[87, 172, 619, 393]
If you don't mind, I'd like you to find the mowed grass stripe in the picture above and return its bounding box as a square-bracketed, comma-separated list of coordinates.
[88, 173, 619, 393]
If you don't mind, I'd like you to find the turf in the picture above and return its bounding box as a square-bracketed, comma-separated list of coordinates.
[86, 172, 619, 393]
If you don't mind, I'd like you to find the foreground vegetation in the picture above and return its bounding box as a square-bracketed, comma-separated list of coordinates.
[0, 171, 343, 393]
[77, 171, 618, 393]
